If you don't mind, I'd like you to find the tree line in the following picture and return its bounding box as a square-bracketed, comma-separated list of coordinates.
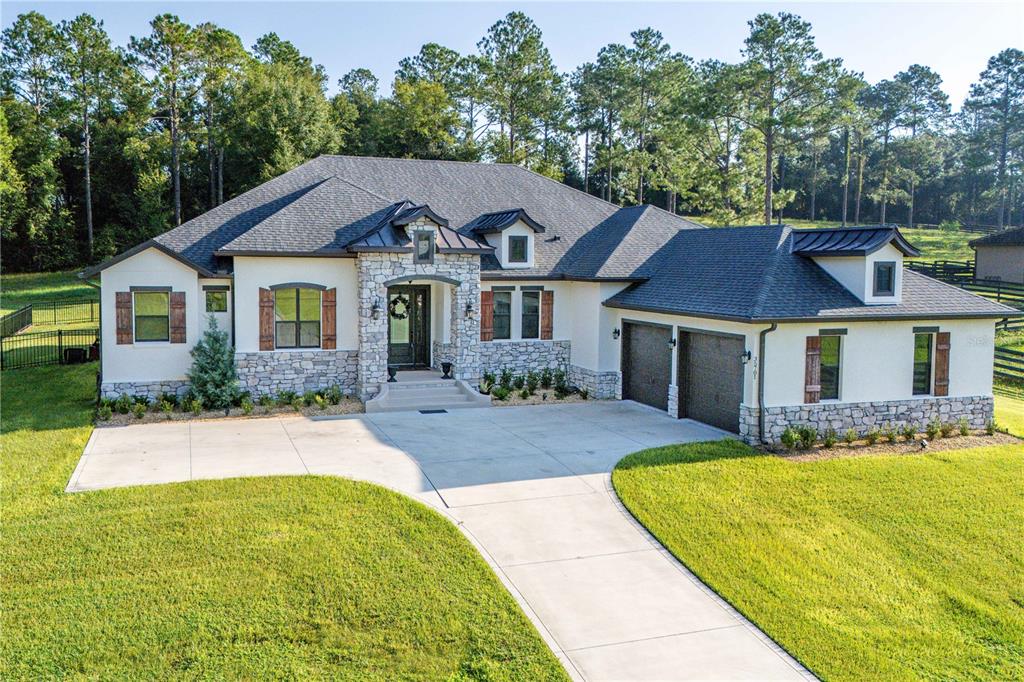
[2, 10, 1022, 272]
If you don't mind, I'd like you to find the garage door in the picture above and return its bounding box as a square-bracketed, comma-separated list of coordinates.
[622, 322, 672, 411]
[678, 331, 744, 433]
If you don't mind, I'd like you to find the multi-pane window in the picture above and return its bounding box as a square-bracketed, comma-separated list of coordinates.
[492, 290, 511, 340]
[205, 290, 227, 312]
[275, 287, 320, 348]
[414, 231, 434, 264]
[819, 335, 841, 400]
[874, 261, 895, 296]
[521, 290, 540, 339]
[508, 236, 528, 263]
[913, 333, 933, 395]
[134, 291, 169, 342]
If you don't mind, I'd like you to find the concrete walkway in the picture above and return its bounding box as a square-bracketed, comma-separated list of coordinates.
[69, 402, 813, 681]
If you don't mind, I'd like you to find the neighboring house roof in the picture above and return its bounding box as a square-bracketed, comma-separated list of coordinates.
[969, 225, 1024, 247]
[790, 226, 920, 257]
[605, 225, 1018, 322]
[465, 208, 546, 234]
[83, 155, 703, 280]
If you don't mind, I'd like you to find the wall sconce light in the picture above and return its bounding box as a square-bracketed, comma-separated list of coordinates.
[741, 350, 752, 364]
[371, 299, 382, 320]
[668, 337, 677, 348]
[612, 327, 621, 339]
[465, 301, 474, 318]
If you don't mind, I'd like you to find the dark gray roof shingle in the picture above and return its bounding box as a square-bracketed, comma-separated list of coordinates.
[969, 225, 1024, 247]
[605, 225, 1018, 321]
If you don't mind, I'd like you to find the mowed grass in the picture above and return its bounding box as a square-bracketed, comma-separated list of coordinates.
[0, 365, 566, 680]
[996, 391, 1024, 437]
[1, 270, 96, 314]
[613, 439, 1024, 681]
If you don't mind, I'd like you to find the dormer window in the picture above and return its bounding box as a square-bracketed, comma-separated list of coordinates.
[508, 236, 528, 263]
[873, 262, 895, 296]
[413, 231, 434, 264]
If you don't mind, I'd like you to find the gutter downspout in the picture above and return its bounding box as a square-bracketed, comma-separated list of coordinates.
[757, 323, 778, 444]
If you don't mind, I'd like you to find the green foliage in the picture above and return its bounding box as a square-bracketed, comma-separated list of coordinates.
[275, 390, 297, 407]
[901, 423, 918, 441]
[797, 425, 817, 449]
[518, 387, 530, 400]
[958, 417, 970, 436]
[843, 428, 857, 444]
[131, 402, 146, 419]
[491, 386, 510, 401]
[187, 397, 203, 415]
[939, 421, 956, 438]
[780, 426, 798, 450]
[114, 394, 133, 414]
[187, 317, 240, 410]
[539, 368, 553, 389]
[323, 385, 342, 405]
[96, 404, 112, 421]
[512, 374, 526, 390]
[290, 396, 304, 411]
[499, 368, 513, 389]
[864, 427, 880, 445]
[302, 390, 318, 406]
[241, 398, 254, 415]
[257, 394, 274, 408]
[158, 399, 173, 415]
[821, 427, 837, 448]
[926, 418, 941, 440]
[883, 425, 898, 444]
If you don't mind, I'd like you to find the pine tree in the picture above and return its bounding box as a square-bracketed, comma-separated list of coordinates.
[187, 316, 239, 409]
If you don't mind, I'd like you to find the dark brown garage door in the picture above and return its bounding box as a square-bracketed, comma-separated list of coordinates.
[622, 322, 672, 411]
[678, 331, 744, 433]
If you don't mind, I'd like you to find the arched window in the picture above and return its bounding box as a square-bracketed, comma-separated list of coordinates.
[274, 286, 321, 348]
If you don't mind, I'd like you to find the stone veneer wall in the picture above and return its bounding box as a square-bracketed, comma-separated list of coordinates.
[357, 221, 481, 399]
[236, 350, 358, 397]
[568, 365, 621, 400]
[740, 395, 994, 444]
[667, 384, 679, 417]
[478, 340, 570, 375]
[101, 380, 189, 401]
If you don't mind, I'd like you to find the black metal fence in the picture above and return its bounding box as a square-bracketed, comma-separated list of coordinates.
[901, 223, 1013, 235]
[0, 327, 99, 371]
[0, 305, 32, 336]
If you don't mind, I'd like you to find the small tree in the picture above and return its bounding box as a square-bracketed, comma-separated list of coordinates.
[187, 316, 239, 409]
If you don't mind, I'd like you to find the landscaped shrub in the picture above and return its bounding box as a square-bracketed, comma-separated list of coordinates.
[822, 427, 837, 448]
[864, 428, 880, 445]
[525, 370, 539, 394]
[187, 398, 203, 415]
[780, 427, 799, 451]
[158, 399, 174, 416]
[797, 425, 817, 450]
[132, 394, 151, 407]
[939, 421, 956, 438]
[314, 394, 327, 410]
[883, 425, 898, 444]
[276, 390, 298, 407]
[241, 398, 254, 415]
[578, 388, 589, 400]
[491, 386, 510, 401]
[324, 385, 343, 405]
[96, 405, 112, 421]
[499, 368, 513, 389]
[958, 417, 970, 436]
[926, 418, 941, 440]
[290, 396, 304, 411]
[131, 402, 146, 419]
[302, 390, 318, 407]
[843, 428, 857, 445]
[156, 392, 178, 408]
[540, 368, 553, 389]
[901, 423, 917, 441]
[114, 394, 133, 414]
[511, 374, 525, 390]
[987, 419, 996, 435]
[258, 394, 274, 408]
[187, 317, 240, 409]
[519, 387, 530, 399]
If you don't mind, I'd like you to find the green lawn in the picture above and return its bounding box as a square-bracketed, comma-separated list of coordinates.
[996, 391, 1024, 437]
[1, 270, 96, 315]
[0, 365, 566, 680]
[613, 439, 1024, 681]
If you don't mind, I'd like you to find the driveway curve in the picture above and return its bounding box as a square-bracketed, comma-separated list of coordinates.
[69, 401, 813, 681]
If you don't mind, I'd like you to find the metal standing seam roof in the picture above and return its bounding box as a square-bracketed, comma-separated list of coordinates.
[790, 226, 921, 257]
[344, 200, 492, 254]
[465, 208, 547, 234]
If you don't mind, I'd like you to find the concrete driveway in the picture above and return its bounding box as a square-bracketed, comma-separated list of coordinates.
[69, 402, 811, 681]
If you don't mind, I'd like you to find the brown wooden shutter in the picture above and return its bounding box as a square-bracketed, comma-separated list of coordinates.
[540, 290, 554, 340]
[259, 288, 274, 350]
[115, 292, 133, 344]
[169, 292, 186, 343]
[934, 331, 950, 396]
[480, 290, 494, 341]
[321, 287, 337, 349]
[804, 335, 822, 404]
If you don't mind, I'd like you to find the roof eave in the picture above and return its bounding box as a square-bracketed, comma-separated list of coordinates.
[215, 249, 355, 258]
[602, 300, 1021, 323]
[80, 239, 218, 278]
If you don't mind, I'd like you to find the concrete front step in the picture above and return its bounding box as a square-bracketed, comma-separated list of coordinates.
[365, 379, 492, 413]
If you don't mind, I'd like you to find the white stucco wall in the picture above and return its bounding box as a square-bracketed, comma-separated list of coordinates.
[233, 256, 358, 352]
[482, 222, 537, 269]
[199, 278, 233, 344]
[814, 243, 904, 304]
[762, 317, 994, 407]
[100, 248, 201, 384]
[974, 245, 1024, 284]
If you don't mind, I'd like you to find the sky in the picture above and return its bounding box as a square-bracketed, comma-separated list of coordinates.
[4, 1, 1022, 109]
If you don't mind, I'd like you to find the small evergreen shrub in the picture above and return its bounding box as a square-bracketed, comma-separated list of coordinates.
[114, 394, 133, 414]
[864, 428, 880, 445]
[986, 419, 996, 435]
[258, 394, 274, 408]
[158, 399, 174, 416]
[491, 386, 510, 401]
[290, 396, 304, 411]
[276, 390, 298, 407]
[539, 368, 553, 389]
[883, 426, 898, 444]
[822, 427, 837, 448]
[324, 385, 342, 405]
[901, 423, 917, 441]
[958, 417, 969, 436]
[156, 392, 178, 408]
[97, 405, 113, 421]
[525, 371, 539, 394]
[187, 398, 203, 415]
[187, 317, 240, 409]
[578, 388, 589, 400]
[131, 402, 147, 419]
[939, 421, 956, 438]
[512, 374, 525, 390]
[843, 428, 857, 444]
[499, 368, 514, 389]
[780, 426, 799, 451]
[302, 391, 318, 407]
[925, 418, 941, 440]
[797, 425, 817, 450]
[314, 394, 327, 410]
[519, 387, 530, 399]
[241, 398, 254, 415]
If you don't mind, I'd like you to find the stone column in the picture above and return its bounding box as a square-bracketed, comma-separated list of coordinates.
[449, 255, 482, 383]
[356, 253, 389, 399]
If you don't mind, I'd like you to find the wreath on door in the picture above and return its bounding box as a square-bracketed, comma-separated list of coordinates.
[388, 294, 410, 320]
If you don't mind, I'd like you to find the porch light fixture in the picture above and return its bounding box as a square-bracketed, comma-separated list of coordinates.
[668, 337, 677, 348]
[741, 350, 752, 363]
[465, 301, 474, 318]
[612, 327, 620, 340]
[371, 299, 382, 320]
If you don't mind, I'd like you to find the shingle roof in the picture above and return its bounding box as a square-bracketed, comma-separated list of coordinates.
[791, 226, 920, 257]
[605, 225, 1018, 321]
[969, 225, 1024, 247]
[89, 155, 702, 279]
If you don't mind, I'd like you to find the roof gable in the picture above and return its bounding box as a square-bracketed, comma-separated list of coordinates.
[466, 208, 546, 234]
[790, 226, 921, 257]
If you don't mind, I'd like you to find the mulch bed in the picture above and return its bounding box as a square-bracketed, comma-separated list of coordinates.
[97, 399, 364, 426]
[772, 431, 1020, 462]
[488, 391, 596, 407]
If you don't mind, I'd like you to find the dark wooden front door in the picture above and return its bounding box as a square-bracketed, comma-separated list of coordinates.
[621, 322, 672, 411]
[388, 286, 430, 368]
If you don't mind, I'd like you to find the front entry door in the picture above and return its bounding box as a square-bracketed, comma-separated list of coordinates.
[387, 286, 430, 368]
